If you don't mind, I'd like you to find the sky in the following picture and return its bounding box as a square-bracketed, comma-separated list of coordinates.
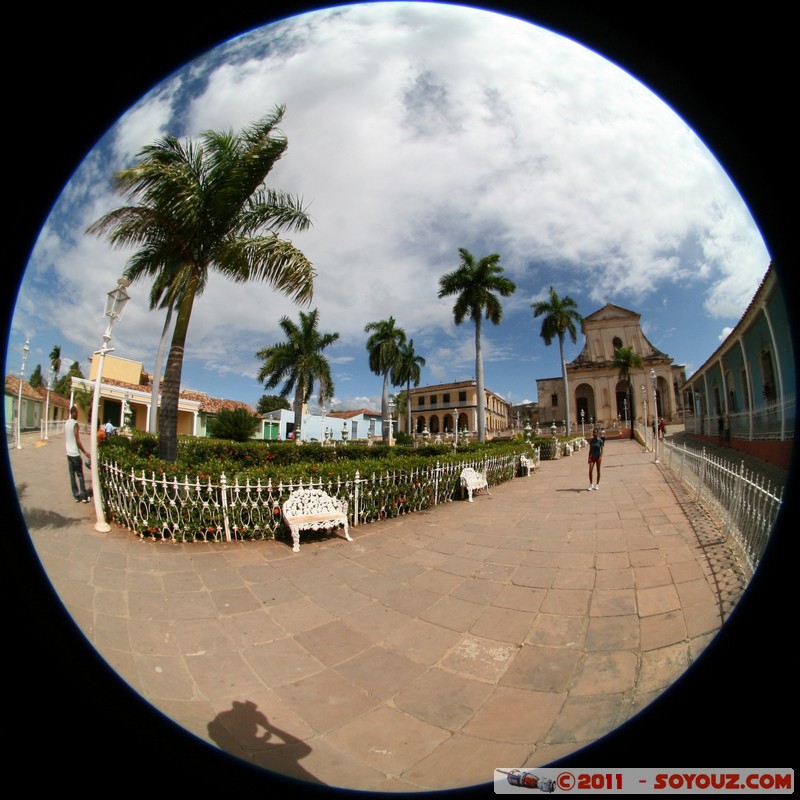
[5, 1, 771, 414]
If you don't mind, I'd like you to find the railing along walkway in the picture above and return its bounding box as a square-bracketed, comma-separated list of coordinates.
[660, 439, 784, 572]
[102, 452, 523, 544]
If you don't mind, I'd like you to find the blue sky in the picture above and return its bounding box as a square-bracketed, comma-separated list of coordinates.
[5, 2, 771, 413]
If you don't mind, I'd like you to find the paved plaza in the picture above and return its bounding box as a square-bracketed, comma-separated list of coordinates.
[5, 431, 779, 792]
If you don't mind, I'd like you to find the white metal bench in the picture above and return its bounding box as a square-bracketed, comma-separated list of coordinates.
[460, 467, 490, 502]
[281, 488, 351, 552]
[520, 446, 540, 476]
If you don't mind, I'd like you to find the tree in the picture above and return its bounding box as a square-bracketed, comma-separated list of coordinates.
[49, 345, 62, 384]
[438, 248, 516, 442]
[256, 394, 291, 415]
[53, 361, 84, 398]
[391, 338, 425, 437]
[88, 107, 315, 461]
[29, 364, 44, 389]
[207, 407, 262, 442]
[612, 344, 643, 427]
[364, 317, 406, 443]
[532, 286, 583, 435]
[256, 309, 339, 441]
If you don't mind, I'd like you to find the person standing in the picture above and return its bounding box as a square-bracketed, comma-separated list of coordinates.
[65, 406, 90, 503]
[587, 427, 604, 491]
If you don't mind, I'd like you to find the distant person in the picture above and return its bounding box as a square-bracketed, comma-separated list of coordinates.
[104, 421, 114, 437]
[658, 418, 666, 440]
[65, 406, 90, 503]
[717, 415, 724, 445]
[587, 427, 604, 491]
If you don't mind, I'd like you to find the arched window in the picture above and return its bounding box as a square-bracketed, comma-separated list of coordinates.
[612, 336, 623, 351]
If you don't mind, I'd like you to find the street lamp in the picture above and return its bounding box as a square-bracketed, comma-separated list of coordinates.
[524, 421, 532, 443]
[623, 397, 628, 429]
[580, 408, 585, 436]
[90, 277, 131, 532]
[651, 368, 659, 463]
[42, 366, 54, 440]
[16, 338, 30, 449]
[388, 396, 395, 446]
[641, 384, 648, 452]
[341, 420, 349, 444]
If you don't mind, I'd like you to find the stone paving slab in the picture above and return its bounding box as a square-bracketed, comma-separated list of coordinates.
[6, 432, 759, 792]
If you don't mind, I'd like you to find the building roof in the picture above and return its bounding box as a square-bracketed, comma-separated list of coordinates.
[327, 408, 381, 419]
[5, 375, 71, 408]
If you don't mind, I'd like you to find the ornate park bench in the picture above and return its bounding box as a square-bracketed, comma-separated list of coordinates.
[460, 467, 490, 502]
[281, 488, 352, 552]
[520, 446, 541, 476]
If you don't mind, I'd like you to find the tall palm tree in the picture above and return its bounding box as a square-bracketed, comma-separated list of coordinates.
[364, 317, 407, 443]
[438, 248, 516, 442]
[87, 107, 315, 461]
[256, 309, 339, 442]
[612, 344, 643, 430]
[532, 286, 583, 435]
[391, 338, 426, 436]
[48, 345, 61, 385]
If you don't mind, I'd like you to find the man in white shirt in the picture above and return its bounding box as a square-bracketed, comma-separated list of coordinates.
[65, 406, 90, 503]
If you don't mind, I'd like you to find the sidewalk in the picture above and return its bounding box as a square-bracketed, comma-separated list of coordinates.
[7, 433, 753, 791]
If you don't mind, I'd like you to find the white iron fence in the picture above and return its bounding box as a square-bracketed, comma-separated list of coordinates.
[101, 452, 529, 544]
[660, 439, 784, 572]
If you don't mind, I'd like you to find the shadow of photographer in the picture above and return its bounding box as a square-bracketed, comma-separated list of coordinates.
[207, 700, 321, 785]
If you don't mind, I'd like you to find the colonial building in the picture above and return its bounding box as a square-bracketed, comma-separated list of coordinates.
[399, 379, 512, 438]
[69, 354, 259, 438]
[681, 264, 794, 469]
[536, 304, 686, 430]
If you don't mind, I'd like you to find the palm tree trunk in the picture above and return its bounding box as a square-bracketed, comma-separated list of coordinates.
[293, 381, 305, 443]
[158, 279, 197, 462]
[149, 304, 174, 433]
[381, 372, 389, 443]
[559, 336, 571, 434]
[406, 378, 412, 436]
[475, 318, 486, 442]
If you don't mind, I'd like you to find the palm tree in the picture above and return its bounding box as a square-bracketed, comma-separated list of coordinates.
[364, 317, 407, 443]
[49, 345, 61, 385]
[391, 338, 426, 436]
[88, 107, 315, 461]
[256, 309, 339, 442]
[532, 286, 583, 435]
[612, 344, 643, 432]
[438, 248, 516, 442]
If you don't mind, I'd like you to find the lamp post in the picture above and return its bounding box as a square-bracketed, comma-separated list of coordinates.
[42, 366, 54, 440]
[16, 338, 30, 449]
[641, 384, 648, 452]
[580, 408, 585, 436]
[623, 397, 628, 429]
[651, 368, 659, 463]
[90, 277, 131, 533]
[524, 421, 532, 443]
[341, 420, 348, 444]
[388, 396, 395, 446]
[453, 408, 459, 450]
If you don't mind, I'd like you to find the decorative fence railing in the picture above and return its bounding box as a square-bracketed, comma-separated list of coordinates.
[660, 440, 784, 573]
[101, 452, 528, 544]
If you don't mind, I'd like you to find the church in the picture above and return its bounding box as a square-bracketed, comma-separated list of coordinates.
[535, 303, 686, 430]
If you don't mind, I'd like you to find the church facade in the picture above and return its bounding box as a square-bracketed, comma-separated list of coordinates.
[536, 304, 686, 430]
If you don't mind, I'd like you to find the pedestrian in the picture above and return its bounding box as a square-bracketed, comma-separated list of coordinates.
[658, 418, 666, 440]
[587, 427, 604, 491]
[104, 420, 114, 438]
[65, 406, 90, 503]
[717, 415, 724, 445]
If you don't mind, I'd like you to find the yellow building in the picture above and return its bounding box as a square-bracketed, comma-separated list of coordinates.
[399, 379, 512, 438]
[536, 304, 686, 430]
[72, 354, 256, 437]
